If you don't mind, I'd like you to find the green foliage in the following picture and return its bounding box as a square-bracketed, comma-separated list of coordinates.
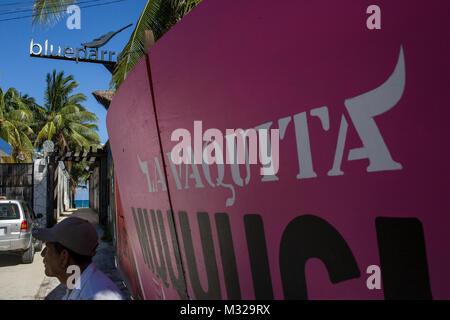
[31, 0, 202, 91]
[0, 70, 100, 189]
[34, 70, 101, 152]
[110, 0, 202, 90]
[32, 0, 76, 28]
[0, 88, 34, 162]
[70, 161, 90, 186]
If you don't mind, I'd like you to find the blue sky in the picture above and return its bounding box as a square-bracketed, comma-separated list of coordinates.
[0, 137, 11, 154]
[0, 0, 148, 199]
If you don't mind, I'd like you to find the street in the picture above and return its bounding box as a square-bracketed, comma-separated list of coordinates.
[0, 248, 58, 300]
[0, 209, 86, 300]
[0, 208, 130, 300]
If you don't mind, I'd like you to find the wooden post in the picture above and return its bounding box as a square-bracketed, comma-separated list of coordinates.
[143, 30, 155, 54]
[99, 155, 108, 225]
[46, 157, 56, 227]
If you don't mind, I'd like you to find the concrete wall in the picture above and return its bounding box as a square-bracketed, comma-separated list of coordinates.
[56, 161, 71, 218]
[89, 167, 100, 212]
[33, 158, 47, 224]
[33, 158, 72, 225]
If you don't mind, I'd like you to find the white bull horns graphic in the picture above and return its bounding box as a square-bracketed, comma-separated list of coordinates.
[344, 46, 405, 172]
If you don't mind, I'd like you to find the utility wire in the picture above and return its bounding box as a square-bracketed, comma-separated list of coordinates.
[0, 1, 41, 7]
[0, 6, 37, 13]
[0, 0, 76, 8]
[0, 0, 128, 22]
[0, 0, 110, 14]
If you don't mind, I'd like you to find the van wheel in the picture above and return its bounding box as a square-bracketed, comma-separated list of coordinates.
[34, 240, 43, 252]
[21, 242, 34, 264]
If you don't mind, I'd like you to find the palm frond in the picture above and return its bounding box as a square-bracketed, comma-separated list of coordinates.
[53, 114, 65, 129]
[18, 131, 34, 151]
[65, 111, 98, 123]
[34, 122, 50, 146]
[32, 0, 76, 28]
[6, 109, 33, 122]
[9, 121, 34, 136]
[83, 123, 99, 130]
[32, 70, 100, 158]
[69, 127, 92, 149]
[0, 123, 10, 143]
[48, 121, 57, 140]
[59, 104, 81, 114]
[67, 93, 86, 105]
[0, 86, 39, 162]
[110, 0, 202, 90]
[68, 122, 100, 141]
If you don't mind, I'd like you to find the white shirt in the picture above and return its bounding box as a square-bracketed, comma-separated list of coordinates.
[62, 263, 124, 300]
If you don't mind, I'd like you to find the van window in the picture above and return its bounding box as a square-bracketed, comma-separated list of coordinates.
[0, 203, 20, 220]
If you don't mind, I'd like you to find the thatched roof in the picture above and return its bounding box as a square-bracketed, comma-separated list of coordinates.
[92, 90, 115, 109]
[0, 149, 9, 158]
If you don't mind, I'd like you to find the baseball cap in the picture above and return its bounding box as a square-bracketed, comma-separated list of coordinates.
[32, 217, 99, 257]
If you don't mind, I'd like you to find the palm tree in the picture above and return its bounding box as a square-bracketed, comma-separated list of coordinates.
[34, 70, 100, 152]
[0, 88, 35, 162]
[111, 0, 202, 89]
[31, 0, 202, 90]
[18, 93, 45, 143]
[31, 0, 77, 28]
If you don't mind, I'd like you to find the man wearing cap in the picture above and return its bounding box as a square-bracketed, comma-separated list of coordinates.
[33, 217, 124, 300]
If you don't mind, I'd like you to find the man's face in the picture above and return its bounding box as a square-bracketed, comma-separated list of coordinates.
[41, 242, 65, 277]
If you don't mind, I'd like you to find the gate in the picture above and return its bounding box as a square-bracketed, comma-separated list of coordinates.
[0, 163, 34, 208]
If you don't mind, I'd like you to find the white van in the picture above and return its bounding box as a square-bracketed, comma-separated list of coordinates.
[0, 200, 43, 263]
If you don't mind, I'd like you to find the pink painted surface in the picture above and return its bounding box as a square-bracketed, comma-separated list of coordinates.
[108, 0, 450, 299]
[108, 57, 185, 300]
[115, 182, 145, 300]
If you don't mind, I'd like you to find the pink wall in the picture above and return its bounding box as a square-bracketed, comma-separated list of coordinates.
[108, 0, 450, 299]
